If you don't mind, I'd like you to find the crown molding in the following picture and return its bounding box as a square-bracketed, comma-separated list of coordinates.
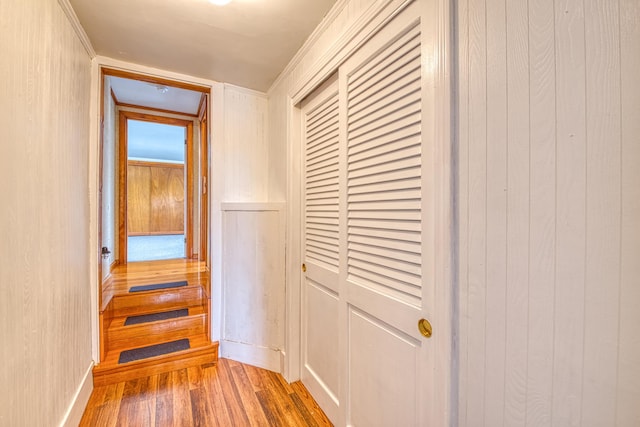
[57, 0, 96, 58]
[268, 0, 350, 94]
[224, 83, 268, 99]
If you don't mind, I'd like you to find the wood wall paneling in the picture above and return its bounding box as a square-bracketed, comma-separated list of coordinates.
[553, 1, 587, 426]
[582, 1, 622, 426]
[504, 0, 531, 425]
[127, 162, 185, 235]
[527, 0, 557, 424]
[458, 0, 640, 425]
[617, 0, 640, 424]
[127, 164, 152, 234]
[0, 0, 93, 425]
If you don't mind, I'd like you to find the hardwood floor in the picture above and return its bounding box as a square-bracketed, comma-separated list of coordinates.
[81, 358, 333, 426]
[106, 259, 209, 299]
[96, 259, 215, 385]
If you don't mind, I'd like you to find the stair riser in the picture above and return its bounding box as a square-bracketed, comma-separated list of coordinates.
[108, 315, 205, 351]
[93, 343, 218, 387]
[111, 286, 203, 317]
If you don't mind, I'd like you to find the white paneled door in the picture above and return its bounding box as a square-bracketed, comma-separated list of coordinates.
[302, 75, 341, 422]
[302, 2, 434, 425]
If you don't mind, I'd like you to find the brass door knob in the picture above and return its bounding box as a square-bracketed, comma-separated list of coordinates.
[418, 318, 432, 338]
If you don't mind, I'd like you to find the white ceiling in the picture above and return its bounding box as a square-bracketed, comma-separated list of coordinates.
[70, 0, 337, 92]
[110, 76, 203, 115]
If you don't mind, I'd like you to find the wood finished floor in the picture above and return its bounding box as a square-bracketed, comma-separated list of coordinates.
[107, 260, 209, 297]
[80, 358, 333, 427]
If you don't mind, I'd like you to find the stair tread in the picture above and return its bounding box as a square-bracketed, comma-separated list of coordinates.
[109, 306, 205, 329]
[97, 334, 214, 370]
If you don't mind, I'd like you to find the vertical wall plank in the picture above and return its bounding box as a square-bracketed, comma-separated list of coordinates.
[504, 0, 530, 425]
[526, 0, 557, 424]
[617, 0, 640, 425]
[582, 1, 622, 426]
[484, 0, 508, 424]
[466, 0, 488, 424]
[552, 0, 587, 426]
[457, 0, 470, 424]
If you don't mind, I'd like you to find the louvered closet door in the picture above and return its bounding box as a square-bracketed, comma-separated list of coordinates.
[301, 75, 341, 422]
[340, 2, 431, 425]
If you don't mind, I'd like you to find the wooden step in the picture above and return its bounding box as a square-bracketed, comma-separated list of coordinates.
[111, 284, 204, 317]
[93, 334, 218, 387]
[106, 306, 206, 352]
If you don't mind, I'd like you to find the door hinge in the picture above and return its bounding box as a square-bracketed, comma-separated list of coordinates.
[302, 263, 306, 272]
[202, 176, 207, 195]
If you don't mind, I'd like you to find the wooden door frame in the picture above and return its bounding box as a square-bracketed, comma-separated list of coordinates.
[95, 65, 213, 364]
[198, 93, 209, 263]
[118, 110, 195, 263]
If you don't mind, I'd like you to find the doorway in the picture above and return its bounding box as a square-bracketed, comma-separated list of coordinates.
[118, 112, 194, 263]
[97, 67, 210, 315]
[126, 119, 186, 261]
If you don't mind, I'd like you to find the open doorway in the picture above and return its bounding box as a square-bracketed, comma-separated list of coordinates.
[95, 68, 213, 366]
[121, 114, 191, 262]
[98, 67, 210, 300]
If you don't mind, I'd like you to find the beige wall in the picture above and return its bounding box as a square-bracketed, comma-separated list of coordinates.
[0, 0, 93, 425]
[457, 0, 640, 425]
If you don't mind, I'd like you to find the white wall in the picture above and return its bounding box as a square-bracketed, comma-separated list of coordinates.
[101, 77, 117, 279]
[457, 0, 640, 425]
[209, 84, 288, 371]
[221, 85, 270, 201]
[220, 203, 285, 371]
[0, 0, 94, 425]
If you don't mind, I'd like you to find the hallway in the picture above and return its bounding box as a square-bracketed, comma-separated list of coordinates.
[80, 359, 331, 426]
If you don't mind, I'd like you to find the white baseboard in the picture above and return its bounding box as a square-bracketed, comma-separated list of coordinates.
[221, 340, 281, 372]
[60, 362, 94, 427]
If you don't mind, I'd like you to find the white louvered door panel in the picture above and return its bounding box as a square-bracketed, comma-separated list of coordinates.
[340, 2, 432, 425]
[301, 75, 340, 423]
